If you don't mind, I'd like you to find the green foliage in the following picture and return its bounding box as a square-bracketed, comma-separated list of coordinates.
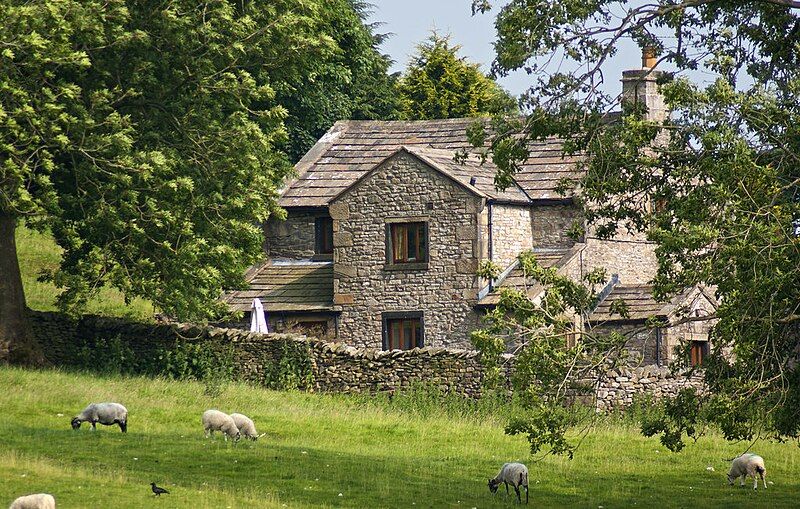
[477, 0, 800, 447]
[473, 251, 631, 457]
[397, 34, 517, 120]
[276, 0, 401, 161]
[261, 340, 314, 391]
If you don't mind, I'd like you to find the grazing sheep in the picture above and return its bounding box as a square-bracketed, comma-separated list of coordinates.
[9, 493, 56, 509]
[728, 453, 767, 490]
[202, 409, 240, 442]
[230, 413, 265, 441]
[488, 462, 529, 504]
[71, 403, 127, 432]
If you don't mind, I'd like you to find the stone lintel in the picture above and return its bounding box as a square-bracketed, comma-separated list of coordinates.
[333, 293, 355, 305]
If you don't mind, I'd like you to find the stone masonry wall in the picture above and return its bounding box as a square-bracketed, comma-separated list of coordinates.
[264, 209, 327, 259]
[594, 365, 704, 412]
[27, 310, 705, 407]
[491, 204, 533, 269]
[582, 234, 658, 285]
[331, 152, 483, 349]
[532, 203, 581, 249]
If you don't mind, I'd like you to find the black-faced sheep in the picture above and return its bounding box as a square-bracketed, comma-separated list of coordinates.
[71, 403, 127, 432]
[488, 462, 529, 504]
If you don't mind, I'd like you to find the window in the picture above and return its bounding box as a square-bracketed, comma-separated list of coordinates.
[382, 313, 423, 350]
[315, 217, 333, 255]
[387, 222, 427, 264]
[690, 341, 708, 367]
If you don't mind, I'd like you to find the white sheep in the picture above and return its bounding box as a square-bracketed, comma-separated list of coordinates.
[488, 462, 529, 504]
[71, 403, 128, 432]
[202, 409, 240, 442]
[727, 453, 767, 490]
[230, 413, 265, 441]
[9, 493, 56, 509]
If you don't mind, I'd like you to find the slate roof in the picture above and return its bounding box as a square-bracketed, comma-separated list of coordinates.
[280, 119, 582, 208]
[335, 146, 531, 205]
[477, 248, 575, 306]
[222, 261, 334, 313]
[590, 285, 669, 321]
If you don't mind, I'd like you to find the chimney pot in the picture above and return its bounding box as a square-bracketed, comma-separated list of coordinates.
[642, 47, 658, 69]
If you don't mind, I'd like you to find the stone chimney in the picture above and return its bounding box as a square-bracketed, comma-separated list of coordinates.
[621, 47, 666, 122]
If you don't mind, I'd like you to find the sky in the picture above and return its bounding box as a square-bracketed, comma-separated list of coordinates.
[366, 0, 644, 100]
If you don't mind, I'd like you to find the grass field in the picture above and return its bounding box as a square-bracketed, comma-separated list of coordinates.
[1, 367, 798, 508]
[16, 225, 153, 320]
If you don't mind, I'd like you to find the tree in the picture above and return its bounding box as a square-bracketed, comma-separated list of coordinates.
[397, 33, 517, 120]
[277, 0, 402, 162]
[471, 0, 800, 451]
[0, 0, 344, 363]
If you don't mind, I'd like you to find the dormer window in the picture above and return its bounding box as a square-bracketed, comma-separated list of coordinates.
[315, 217, 333, 255]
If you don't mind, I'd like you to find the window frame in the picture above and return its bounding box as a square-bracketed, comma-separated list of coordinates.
[382, 311, 424, 351]
[385, 221, 428, 266]
[689, 341, 708, 367]
[314, 216, 334, 256]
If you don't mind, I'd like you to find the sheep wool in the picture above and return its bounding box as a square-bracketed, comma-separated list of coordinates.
[488, 462, 529, 504]
[9, 493, 56, 509]
[728, 453, 767, 490]
[71, 402, 128, 432]
[230, 413, 261, 441]
[202, 409, 241, 442]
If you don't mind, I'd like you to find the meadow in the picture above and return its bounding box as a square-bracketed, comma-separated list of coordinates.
[1, 367, 798, 508]
[16, 225, 153, 320]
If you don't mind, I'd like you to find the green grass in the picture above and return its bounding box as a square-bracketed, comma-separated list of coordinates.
[16, 225, 153, 320]
[1, 367, 798, 508]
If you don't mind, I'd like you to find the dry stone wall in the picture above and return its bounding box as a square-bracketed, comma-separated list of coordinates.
[594, 365, 705, 412]
[27, 311, 705, 407]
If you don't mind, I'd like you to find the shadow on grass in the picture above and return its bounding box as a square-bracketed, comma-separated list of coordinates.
[3, 425, 794, 508]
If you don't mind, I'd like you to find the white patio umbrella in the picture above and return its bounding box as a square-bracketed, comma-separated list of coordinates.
[250, 298, 269, 333]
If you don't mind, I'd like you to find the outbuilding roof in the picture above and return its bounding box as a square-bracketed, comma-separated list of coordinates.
[221, 260, 334, 313]
[279, 119, 582, 208]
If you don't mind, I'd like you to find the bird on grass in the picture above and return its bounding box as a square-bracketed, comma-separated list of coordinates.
[151, 482, 170, 496]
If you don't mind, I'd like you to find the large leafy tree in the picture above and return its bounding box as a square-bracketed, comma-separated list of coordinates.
[277, 0, 402, 162]
[397, 33, 517, 120]
[0, 0, 347, 363]
[471, 0, 800, 451]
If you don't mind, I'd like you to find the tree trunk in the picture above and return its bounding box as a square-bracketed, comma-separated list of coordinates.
[0, 213, 45, 365]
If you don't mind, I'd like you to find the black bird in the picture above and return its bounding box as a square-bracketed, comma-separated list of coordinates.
[151, 482, 169, 496]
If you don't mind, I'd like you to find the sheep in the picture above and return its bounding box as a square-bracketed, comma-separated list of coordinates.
[9, 493, 56, 509]
[202, 409, 240, 442]
[71, 403, 127, 433]
[727, 453, 767, 490]
[230, 413, 265, 441]
[488, 462, 529, 504]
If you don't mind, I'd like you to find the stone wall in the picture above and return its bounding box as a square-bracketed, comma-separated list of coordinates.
[594, 365, 704, 412]
[582, 234, 658, 285]
[27, 310, 705, 408]
[264, 208, 327, 259]
[28, 310, 484, 397]
[491, 204, 533, 269]
[330, 152, 482, 349]
[532, 203, 581, 249]
[592, 322, 664, 365]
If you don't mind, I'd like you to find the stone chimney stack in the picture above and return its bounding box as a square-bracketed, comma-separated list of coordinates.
[621, 47, 666, 122]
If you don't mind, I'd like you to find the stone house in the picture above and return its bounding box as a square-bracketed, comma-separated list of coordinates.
[222, 54, 715, 365]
